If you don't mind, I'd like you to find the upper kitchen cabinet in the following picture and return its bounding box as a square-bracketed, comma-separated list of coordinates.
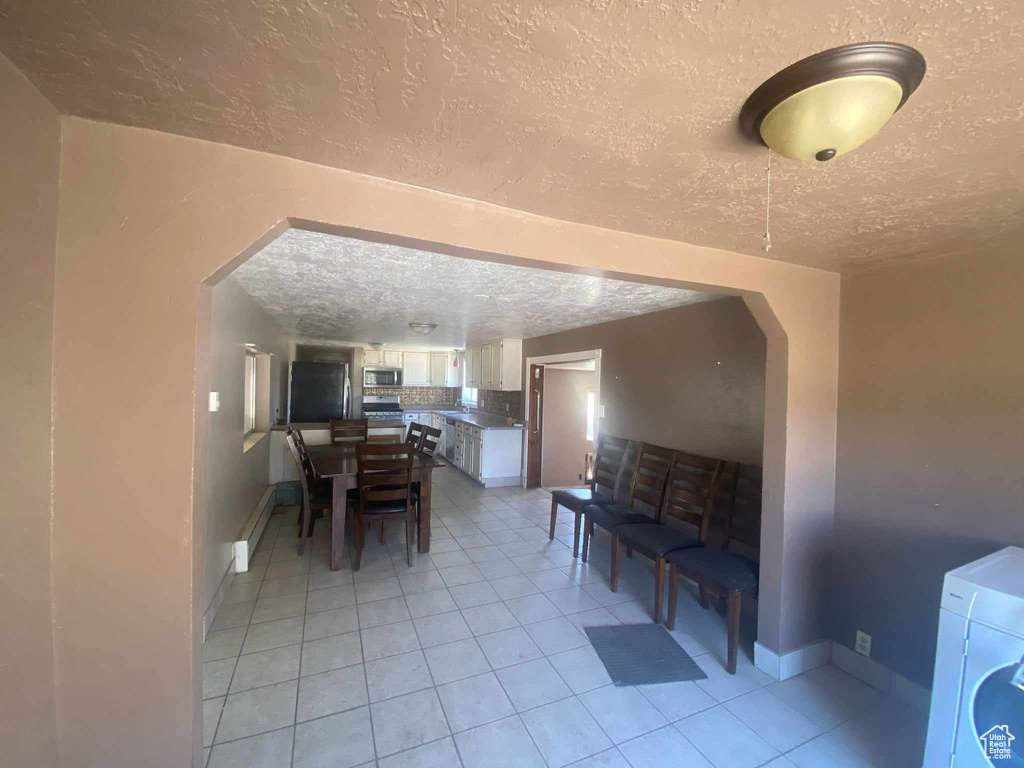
[382, 350, 403, 367]
[447, 352, 462, 387]
[429, 352, 462, 388]
[489, 343, 502, 390]
[363, 349, 383, 367]
[467, 339, 522, 391]
[467, 346, 480, 389]
[403, 352, 430, 386]
[478, 342, 493, 389]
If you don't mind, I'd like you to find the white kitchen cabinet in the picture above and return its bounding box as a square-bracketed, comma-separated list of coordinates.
[470, 436, 482, 481]
[466, 339, 523, 392]
[482, 343, 496, 389]
[363, 349, 383, 367]
[446, 416, 523, 487]
[403, 352, 430, 386]
[489, 343, 502, 391]
[468, 346, 482, 389]
[446, 353, 462, 387]
[429, 353, 448, 387]
[383, 350, 403, 367]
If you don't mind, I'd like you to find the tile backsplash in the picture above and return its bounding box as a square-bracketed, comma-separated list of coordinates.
[476, 388, 524, 420]
[364, 386, 459, 406]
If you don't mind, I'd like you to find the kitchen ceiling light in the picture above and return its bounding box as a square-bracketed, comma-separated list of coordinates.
[740, 42, 926, 163]
[409, 322, 438, 337]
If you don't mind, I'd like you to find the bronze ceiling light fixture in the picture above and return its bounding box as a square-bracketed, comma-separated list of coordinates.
[740, 42, 926, 162]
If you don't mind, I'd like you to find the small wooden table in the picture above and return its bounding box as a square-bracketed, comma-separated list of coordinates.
[307, 444, 446, 570]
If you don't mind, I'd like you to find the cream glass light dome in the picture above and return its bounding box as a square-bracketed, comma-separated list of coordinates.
[739, 43, 926, 163]
[758, 75, 904, 162]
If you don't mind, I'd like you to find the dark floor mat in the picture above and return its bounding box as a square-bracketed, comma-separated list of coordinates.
[584, 623, 708, 686]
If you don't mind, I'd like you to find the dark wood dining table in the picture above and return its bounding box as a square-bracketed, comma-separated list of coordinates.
[306, 443, 446, 570]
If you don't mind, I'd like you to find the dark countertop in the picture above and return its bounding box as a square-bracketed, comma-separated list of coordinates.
[398, 408, 526, 431]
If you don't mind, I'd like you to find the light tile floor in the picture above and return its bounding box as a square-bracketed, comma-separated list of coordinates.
[202, 474, 927, 768]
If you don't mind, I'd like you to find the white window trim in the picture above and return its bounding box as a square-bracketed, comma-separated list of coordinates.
[243, 350, 258, 439]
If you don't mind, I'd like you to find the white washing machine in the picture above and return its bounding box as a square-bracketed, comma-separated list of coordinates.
[925, 546, 1024, 767]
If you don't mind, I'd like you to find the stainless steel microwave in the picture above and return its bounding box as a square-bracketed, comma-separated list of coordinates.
[363, 367, 403, 387]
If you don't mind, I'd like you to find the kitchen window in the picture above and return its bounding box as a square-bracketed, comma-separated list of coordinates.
[244, 351, 257, 437]
[463, 385, 478, 406]
[586, 389, 596, 441]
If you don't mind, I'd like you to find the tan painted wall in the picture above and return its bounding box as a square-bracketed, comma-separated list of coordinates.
[51, 118, 838, 765]
[526, 299, 767, 468]
[542, 369, 595, 487]
[204, 276, 290, 612]
[0, 53, 60, 768]
[833, 249, 1024, 687]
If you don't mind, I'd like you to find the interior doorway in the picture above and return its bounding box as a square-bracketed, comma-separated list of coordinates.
[541, 360, 596, 488]
[523, 349, 602, 489]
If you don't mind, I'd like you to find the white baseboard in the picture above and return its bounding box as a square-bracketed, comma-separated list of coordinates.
[754, 639, 833, 681]
[203, 561, 235, 641]
[831, 641, 932, 715]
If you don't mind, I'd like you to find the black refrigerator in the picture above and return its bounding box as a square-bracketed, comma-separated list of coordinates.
[288, 362, 351, 423]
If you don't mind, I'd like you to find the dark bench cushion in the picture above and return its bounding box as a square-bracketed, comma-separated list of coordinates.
[614, 523, 700, 556]
[666, 548, 759, 592]
[581, 502, 656, 530]
[552, 488, 613, 511]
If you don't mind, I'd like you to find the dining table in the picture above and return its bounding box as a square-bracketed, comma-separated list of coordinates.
[306, 443, 446, 570]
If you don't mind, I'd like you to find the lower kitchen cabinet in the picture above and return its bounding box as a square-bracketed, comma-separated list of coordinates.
[449, 421, 522, 487]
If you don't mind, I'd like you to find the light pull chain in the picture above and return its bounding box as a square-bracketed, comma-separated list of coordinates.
[763, 147, 773, 253]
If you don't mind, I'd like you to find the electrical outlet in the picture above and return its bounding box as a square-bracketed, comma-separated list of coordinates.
[855, 630, 872, 657]
[505, 403, 509, 412]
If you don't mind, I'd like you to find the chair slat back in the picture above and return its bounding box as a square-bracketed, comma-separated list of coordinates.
[355, 443, 414, 506]
[330, 418, 368, 444]
[285, 428, 315, 507]
[419, 425, 443, 456]
[591, 433, 628, 498]
[405, 421, 425, 448]
[626, 443, 675, 513]
[660, 452, 724, 543]
[722, 463, 763, 553]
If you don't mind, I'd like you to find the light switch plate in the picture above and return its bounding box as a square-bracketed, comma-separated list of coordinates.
[208, 392, 220, 412]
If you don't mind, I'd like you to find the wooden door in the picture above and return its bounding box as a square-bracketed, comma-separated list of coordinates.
[526, 363, 544, 487]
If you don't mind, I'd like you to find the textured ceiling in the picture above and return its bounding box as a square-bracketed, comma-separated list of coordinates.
[232, 229, 717, 346]
[2, 2, 1022, 272]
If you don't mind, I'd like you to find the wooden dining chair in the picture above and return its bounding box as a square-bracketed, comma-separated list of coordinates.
[665, 463, 761, 673]
[285, 428, 332, 555]
[549, 433, 629, 558]
[405, 421, 425, 448]
[353, 442, 418, 569]
[288, 427, 329, 528]
[419, 425, 443, 456]
[579, 442, 675, 562]
[609, 452, 725, 622]
[330, 418, 369, 444]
